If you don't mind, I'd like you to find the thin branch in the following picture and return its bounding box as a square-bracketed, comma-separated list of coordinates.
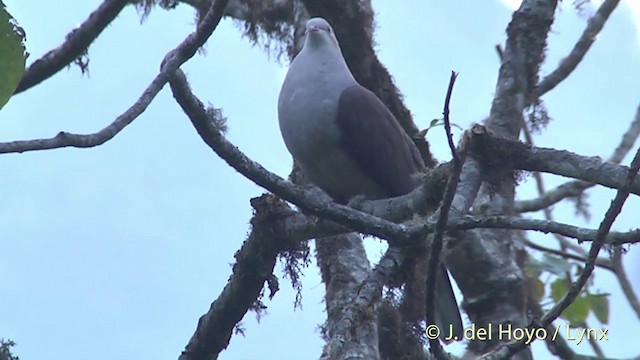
[417, 216, 640, 246]
[540, 144, 640, 331]
[612, 245, 640, 320]
[583, 320, 606, 359]
[274, 206, 640, 247]
[426, 71, 461, 359]
[518, 103, 581, 277]
[168, 68, 417, 249]
[14, 0, 130, 94]
[524, 240, 614, 271]
[526, 300, 609, 360]
[486, 145, 640, 359]
[536, 0, 620, 97]
[0, 0, 230, 154]
[516, 101, 640, 213]
[442, 71, 459, 161]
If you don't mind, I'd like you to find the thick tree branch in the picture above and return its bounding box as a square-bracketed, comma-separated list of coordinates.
[459, 1, 558, 358]
[14, 0, 130, 94]
[178, 194, 294, 360]
[316, 233, 380, 360]
[0, 0, 230, 154]
[168, 68, 415, 246]
[468, 125, 640, 197]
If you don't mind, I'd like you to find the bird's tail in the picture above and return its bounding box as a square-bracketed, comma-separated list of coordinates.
[435, 264, 464, 342]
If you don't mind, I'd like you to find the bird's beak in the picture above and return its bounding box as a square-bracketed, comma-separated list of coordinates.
[307, 25, 319, 33]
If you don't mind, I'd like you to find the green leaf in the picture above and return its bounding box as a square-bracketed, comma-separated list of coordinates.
[430, 118, 440, 127]
[0, 2, 27, 110]
[586, 293, 610, 324]
[550, 278, 568, 302]
[561, 295, 590, 326]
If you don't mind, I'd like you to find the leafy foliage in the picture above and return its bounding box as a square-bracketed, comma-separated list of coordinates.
[550, 278, 610, 326]
[0, 1, 26, 110]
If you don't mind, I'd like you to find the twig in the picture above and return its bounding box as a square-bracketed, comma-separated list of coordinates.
[426, 72, 461, 359]
[14, 0, 130, 94]
[482, 144, 640, 360]
[516, 101, 640, 213]
[442, 71, 459, 161]
[0, 0, 230, 154]
[541, 143, 639, 322]
[583, 320, 606, 358]
[270, 206, 640, 248]
[524, 240, 614, 271]
[536, 0, 620, 97]
[612, 245, 640, 320]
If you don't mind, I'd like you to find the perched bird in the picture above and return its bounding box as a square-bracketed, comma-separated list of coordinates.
[278, 17, 463, 340]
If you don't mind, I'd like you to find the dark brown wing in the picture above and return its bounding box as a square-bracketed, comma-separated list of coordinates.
[336, 84, 425, 198]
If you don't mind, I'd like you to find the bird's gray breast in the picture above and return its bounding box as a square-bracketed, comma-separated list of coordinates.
[278, 56, 386, 202]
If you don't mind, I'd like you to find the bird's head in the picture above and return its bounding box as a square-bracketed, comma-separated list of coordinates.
[304, 17, 340, 51]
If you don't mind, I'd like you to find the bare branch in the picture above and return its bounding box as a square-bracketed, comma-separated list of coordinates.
[426, 72, 462, 359]
[540, 144, 640, 331]
[178, 194, 294, 360]
[271, 204, 640, 247]
[485, 145, 640, 358]
[536, 0, 620, 96]
[168, 68, 413, 249]
[14, 0, 130, 94]
[468, 125, 640, 197]
[442, 72, 460, 161]
[612, 245, 640, 320]
[0, 0, 230, 154]
[516, 101, 640, 213]
[524, 240, 614, 271]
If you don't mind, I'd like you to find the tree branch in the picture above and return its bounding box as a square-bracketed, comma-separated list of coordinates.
[460, 1, 558, 358]
[0, 0, 230, 154]
[612, 245, 640, 320]
[487, 145, 640, 359]
[535, 0, 620, 97]
[468, 125, 640, 197]
[426, 72, 462, 359]
[515, 100, 640, 213]
[178, 194, 294, 360]
[14, 0, 131, 94]
[524, 240, 614, 271]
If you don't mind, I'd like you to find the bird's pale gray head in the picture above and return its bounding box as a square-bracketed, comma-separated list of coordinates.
[304, 17, 340, 50]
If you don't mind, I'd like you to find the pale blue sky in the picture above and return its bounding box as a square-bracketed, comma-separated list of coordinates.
[1, 1, 639, 359]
